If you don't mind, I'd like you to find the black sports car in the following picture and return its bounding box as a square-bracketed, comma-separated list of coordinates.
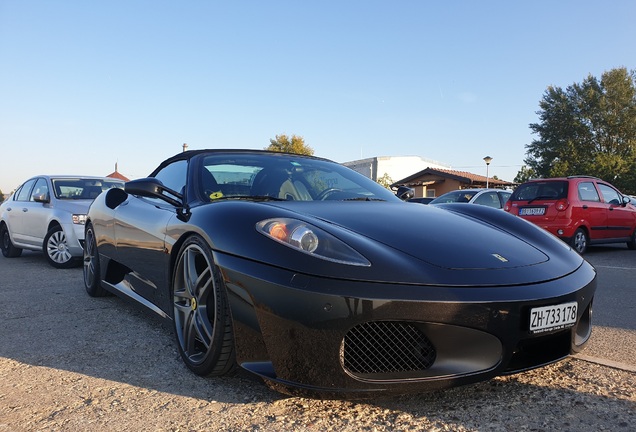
[83, 149, 596, 398]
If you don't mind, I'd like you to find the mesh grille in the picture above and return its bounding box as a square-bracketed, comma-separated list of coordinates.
[343, 321, 436, 376]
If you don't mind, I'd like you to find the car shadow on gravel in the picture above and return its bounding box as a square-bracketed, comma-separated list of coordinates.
[0, 252, 280, 404]
[1, 252, 634, 430]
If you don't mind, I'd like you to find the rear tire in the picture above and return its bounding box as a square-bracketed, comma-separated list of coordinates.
[172, 235, 236, 376]
[570, 228, 588, 254]
[83, 223, 108, 297]
[1, 223, 22, 258]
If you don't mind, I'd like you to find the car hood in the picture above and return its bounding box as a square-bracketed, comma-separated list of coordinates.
[283, 201, 548, 270]
[54, 199, 93, 214]
[198, 200, 585, 286]
[253, 201, 585, 286]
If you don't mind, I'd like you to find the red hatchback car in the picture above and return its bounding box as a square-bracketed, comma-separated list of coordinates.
[504, 176, 636, 254]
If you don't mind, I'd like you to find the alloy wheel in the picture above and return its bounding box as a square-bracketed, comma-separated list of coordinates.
[173, 243, 217, 366]
[83, 227, 97, 288]
[572, 230, 587, 254]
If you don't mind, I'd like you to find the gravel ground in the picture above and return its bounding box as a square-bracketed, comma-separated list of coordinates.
[0, 253, 634, 431]
[1, 355, 634, 432]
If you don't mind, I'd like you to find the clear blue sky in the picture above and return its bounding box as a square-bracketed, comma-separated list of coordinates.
[1, 1, 634, 193]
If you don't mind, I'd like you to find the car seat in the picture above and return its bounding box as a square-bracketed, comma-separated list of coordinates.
[251, 168, 310, 200]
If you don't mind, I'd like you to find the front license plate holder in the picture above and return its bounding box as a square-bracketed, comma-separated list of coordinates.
[529, 301, 578, 334]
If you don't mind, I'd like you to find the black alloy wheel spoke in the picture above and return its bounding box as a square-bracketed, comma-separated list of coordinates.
[183, 248, 199, 297]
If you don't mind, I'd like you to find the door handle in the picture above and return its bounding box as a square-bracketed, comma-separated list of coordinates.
[22, 208, 28, 212]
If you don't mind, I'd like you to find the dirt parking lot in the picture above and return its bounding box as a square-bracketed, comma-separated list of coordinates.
[0, 251, 634, 431]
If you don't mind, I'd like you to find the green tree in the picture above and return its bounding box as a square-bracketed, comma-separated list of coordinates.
[523, 67, 636, 193]
[0, 189, 4, 202]
[376, 173, 393, 189]
[266, 134, 314, 155]
[514, 165, 537, 184]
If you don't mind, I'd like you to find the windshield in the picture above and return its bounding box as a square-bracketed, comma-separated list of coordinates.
[52, 178, 124, 200]
[198, 153, 401, 202]
[430, 190, 479, 204]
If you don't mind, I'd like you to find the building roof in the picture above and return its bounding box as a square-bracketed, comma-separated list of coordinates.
[106, 163, 130, 182]
[392, 167, 515, 188]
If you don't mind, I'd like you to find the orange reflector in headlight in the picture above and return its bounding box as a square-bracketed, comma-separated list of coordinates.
[268, 222, 289, 241]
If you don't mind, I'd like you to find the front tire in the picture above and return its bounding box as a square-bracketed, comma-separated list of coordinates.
[1, 223, 22, 258]
[570, 228, 588, 254]
[172, 235, 235, 376]
[43, 225, 76, 268]
[83, 223, 108, 297]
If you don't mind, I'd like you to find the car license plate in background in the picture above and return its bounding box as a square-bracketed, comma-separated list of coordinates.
[520, 207, 545, 216]
[530, 301, 577, 333]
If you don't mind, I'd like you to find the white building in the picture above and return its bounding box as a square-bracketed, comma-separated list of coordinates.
[343, 155, 451, 184]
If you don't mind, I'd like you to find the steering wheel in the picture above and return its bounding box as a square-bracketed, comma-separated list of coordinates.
[316, 188, 343, 200]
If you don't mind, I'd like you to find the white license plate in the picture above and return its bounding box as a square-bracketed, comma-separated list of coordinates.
[520, 207, 545, 216]
[529, 301, 578, 333]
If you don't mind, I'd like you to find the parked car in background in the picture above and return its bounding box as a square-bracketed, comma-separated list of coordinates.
[82, 149, 596, 398]
[504, 176, 636, 254]
[0, 175, 124, 268]
[429, 188, 512, 209]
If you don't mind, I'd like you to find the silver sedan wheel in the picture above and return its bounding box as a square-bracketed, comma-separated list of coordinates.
[43, 226, 75, 268]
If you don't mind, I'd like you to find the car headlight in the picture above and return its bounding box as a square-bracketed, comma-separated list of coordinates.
[256, 218, 370, 266]
[72, 214, 87, 225]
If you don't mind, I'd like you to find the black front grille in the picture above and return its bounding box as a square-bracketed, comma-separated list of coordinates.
[343, 321, 436, 377]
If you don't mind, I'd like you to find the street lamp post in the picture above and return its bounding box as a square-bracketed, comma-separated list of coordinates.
[483, 156, 493, 188]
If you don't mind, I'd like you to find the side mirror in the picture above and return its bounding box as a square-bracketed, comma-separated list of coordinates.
[622, 196, 631, 206]
[125, 178, 183, 207]
[32, 193, 50, 203]
[396, 186, 415, 201]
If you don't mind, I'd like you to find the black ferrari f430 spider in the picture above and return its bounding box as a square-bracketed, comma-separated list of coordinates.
[83, 149, 596, 398]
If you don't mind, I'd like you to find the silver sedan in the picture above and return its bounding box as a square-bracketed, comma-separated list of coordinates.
[0, 175, 123, 268]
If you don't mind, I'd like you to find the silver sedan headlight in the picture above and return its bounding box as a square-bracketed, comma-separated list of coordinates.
[72, 214, 87, 225]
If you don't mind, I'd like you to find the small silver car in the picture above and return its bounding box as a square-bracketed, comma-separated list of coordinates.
[0, 175, 123, 268]
[430, 188, 512, 209]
